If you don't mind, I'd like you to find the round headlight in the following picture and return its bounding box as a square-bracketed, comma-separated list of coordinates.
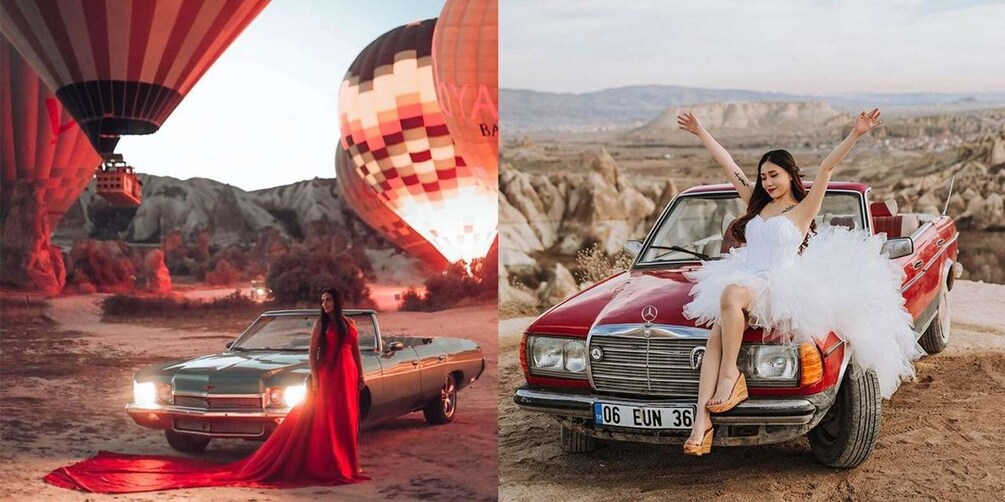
[133, 381, 156, 406]
[564, 340, 586, 373]
[269, 388, 285, 407]
[157, 383, 173, 403]
[530, 337, 564, 370]
[284, 385, 307, 407]
[752, 345, 797, 379]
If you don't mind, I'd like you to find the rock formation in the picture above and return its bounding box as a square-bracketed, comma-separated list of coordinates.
[0, 182, 65, 296]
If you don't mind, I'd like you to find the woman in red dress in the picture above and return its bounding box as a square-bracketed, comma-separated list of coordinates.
[43, 288, 369, 493]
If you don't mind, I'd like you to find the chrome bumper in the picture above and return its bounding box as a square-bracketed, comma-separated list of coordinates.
[513, 385, 836, 446]
[126, 403, 291, 418]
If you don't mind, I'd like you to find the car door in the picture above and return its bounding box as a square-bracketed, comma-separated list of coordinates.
[371, 342, 422, 422]
[899, 223, 941, 330]
[413, 342, 448, 401]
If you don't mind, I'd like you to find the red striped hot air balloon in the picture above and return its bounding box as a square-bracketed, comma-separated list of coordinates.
[336, 146, 448, 271]
[0, 0, 271, 155]
[1, 35, 100, 229]
[338, 19, 497, 266]
[433, 0, 498, 191]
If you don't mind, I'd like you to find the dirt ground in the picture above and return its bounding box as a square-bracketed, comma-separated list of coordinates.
[498, 279, 1005, 501]
[0, 292, 498, 501]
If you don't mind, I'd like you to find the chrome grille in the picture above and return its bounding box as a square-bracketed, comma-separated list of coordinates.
[589, 335, 703, 397]
[173, 395, 263, 409]
[174, 419, 264, 435]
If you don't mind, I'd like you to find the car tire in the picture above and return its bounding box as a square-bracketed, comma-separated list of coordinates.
[559, 424, 598, 453]
[918, 283, 950, 354]
[808, 368, 881, 468]
[165, 430, 211, 453]
[423, 374, 457, 425]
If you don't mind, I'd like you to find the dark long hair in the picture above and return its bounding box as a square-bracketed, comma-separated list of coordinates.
[317, 287, 348, 365]
[731, 149, 817, 253]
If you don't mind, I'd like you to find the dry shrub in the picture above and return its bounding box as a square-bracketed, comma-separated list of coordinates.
[100, 290, 257, 316]
[575, 243, 633, 285]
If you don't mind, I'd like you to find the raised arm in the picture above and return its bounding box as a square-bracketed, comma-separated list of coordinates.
[677, 112, 754, 203]
[308, 319, 321, 391]
[792, 108, 881, 224]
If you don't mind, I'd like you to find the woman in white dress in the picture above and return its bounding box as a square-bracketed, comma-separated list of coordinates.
[675, 109, 924, 455]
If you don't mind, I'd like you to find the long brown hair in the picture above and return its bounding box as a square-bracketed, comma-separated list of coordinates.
[731, 149, 817, 253]
[318, 287, 348, 365]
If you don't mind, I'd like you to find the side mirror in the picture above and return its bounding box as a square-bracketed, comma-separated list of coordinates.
[881, 237, 914, 259]
[226, 341, 234, 349]
[387, 341, 405, 352]
[623, 239, 643, 258]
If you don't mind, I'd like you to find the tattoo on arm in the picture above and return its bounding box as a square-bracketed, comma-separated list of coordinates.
[734, 172, 749, 188]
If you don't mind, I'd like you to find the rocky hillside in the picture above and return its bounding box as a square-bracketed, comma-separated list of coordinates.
[623, 101, 848, 143]
[503, 84, 1005, 132]
[500, 149, 677, 308]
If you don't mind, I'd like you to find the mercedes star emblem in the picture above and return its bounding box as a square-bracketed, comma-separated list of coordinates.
[641, 305, 658, 323]
[590, 346, 604, 361]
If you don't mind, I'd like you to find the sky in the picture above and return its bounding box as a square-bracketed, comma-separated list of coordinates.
[500, 0, 1005, 95]
[120, 0, 446, 191]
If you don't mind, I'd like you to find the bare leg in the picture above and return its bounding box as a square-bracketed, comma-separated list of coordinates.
[710, 284, 754, 406]
[686, 323, 722, 445]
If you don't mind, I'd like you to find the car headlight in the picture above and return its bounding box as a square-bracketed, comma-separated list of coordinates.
[267, 385, 308, 408]
[527, 336, 587, 379]
[744, 345, 799, 384]
[133, 381, 156, 406]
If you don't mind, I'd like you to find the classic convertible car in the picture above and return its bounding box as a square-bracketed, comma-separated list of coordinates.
[128, 309, 485, 452]
[514, 182, 961, 467]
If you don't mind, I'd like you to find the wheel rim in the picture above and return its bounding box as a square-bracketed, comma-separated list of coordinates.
[440, 377, 457, 417]
[938, 286, 950, 344]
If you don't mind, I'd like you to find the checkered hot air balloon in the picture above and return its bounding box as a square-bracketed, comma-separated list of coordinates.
[1, 35, 100, 229]
[338, 18, 497, 266]
[433, 0, 498, 191]
[335, 145, 448, 271]
[0, 0, 271, 155]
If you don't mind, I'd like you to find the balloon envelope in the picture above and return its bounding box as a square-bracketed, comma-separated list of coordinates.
[1, 35, 100, 229]
[433, 0, 498, 191]
[336, 145, 448, 271]
[338, 19, 496, 265]
[0, 0, 271, 154]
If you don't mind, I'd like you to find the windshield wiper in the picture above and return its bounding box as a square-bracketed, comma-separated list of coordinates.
[648, 245, 711, 261]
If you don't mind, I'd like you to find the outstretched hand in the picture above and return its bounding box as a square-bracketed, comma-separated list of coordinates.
[853, 108, 881, 137]
[677, 112, 702, 136]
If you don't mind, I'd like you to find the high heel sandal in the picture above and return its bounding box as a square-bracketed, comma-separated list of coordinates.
[705, 373, 748, 414]
[683, 425, 714, 456]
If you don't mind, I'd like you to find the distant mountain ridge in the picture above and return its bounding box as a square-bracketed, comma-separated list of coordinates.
[502, 85, 1005, 132]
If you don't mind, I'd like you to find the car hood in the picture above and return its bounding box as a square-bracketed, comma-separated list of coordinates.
[528, 268, 701, 337]
[151, 352, 309, 394]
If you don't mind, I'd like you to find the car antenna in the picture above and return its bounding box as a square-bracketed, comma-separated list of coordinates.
[942, 175, 956, 217]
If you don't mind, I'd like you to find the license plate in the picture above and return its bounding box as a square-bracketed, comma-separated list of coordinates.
[593, 402, 696, 430]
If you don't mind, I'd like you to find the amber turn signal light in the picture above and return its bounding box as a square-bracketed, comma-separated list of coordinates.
[800, 343, 824, 386]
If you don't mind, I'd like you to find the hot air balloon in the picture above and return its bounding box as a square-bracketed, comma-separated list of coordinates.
[432, 0, 498, 191]
[336, 146, 448, 271]
[1, 35, 101, 230]
[0, 0, 270, 155]
[338, 19, 497, 266]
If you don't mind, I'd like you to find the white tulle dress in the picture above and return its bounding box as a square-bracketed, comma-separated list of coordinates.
[682, 213, 925, 399]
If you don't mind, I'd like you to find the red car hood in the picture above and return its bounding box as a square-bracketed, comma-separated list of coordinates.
[528, 268, 701, 337]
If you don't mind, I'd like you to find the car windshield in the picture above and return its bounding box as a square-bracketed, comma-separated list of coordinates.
[636, 191, 864, 266]
[231, 313, 378, 352]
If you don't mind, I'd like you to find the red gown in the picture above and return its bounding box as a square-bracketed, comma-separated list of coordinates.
[43, 318, 369, 493]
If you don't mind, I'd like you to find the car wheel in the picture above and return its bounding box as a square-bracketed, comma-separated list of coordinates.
[559, 424, 598, 453]
[808, 368, 881, 468]
[165, 430, 211, 453]
[423, 374, 457, 425]
[918, 283, 950, 354]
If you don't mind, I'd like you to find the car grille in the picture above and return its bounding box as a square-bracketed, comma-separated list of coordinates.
[174, 419, 265, 436]
[589, 335, 703, 397]
[173, 395, 263, 409]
